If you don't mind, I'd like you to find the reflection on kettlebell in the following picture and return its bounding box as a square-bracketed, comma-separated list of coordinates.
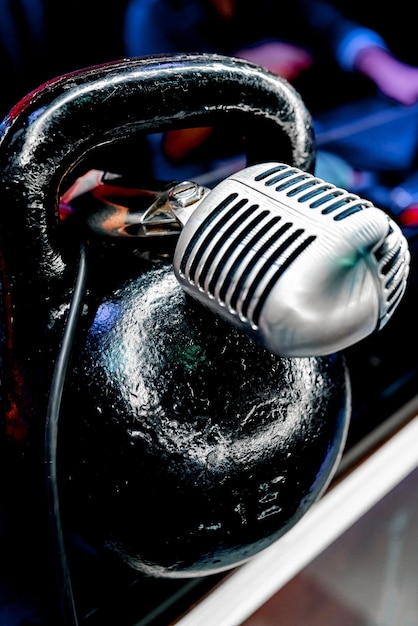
[0, 52, 405, 621]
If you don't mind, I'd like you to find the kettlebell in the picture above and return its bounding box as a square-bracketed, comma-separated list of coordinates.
[0, 54, 349, 580]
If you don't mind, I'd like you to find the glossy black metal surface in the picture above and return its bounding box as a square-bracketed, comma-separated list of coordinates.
[60, 262, 349, 577]
[0, 54, 347, 583]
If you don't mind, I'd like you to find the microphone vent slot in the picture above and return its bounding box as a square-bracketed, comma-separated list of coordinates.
[254, 163, 372, 221]
[374, 226, 409, 320]
[179, 191, 316, 329]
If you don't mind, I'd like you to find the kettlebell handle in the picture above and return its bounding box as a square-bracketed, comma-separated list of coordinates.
[0, 53, 314, 295]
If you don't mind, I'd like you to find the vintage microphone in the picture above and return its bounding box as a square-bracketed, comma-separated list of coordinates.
[173, 162, 410, 356]
[82, 161, 410, 357]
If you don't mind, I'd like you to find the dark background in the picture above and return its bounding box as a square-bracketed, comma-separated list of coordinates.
[1, 1, 417, 119]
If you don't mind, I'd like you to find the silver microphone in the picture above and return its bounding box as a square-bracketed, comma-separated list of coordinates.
[173, 162, 410, 357]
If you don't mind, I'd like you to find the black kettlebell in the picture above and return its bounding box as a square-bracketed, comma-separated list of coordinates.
[0, 54, 349, 580]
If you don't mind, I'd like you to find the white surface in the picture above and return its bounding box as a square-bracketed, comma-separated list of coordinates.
[173, 412, 418, 626]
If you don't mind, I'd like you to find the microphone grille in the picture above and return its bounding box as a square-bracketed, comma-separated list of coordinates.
[174, 163, 409, 354]
[177, 189, 316, 329]
[252, 163, 371, 220]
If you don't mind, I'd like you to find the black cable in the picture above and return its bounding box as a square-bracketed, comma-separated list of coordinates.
[45, 242, 89, 626]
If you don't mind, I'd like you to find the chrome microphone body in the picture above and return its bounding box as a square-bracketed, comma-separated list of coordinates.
[173, 163, 410, 357]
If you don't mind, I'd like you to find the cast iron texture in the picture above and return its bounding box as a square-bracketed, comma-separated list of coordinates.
[0, 54, 348, 577]
[59, 262, 349, 577]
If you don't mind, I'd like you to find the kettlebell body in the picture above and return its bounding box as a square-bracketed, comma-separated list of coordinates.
[59, 261, 349, 576]
[0, 54, 349, 577]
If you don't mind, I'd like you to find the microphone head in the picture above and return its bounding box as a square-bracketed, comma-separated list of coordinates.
[173, 162, 410, 357]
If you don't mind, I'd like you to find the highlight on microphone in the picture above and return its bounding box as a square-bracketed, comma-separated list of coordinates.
[173, 163, 410, 357]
